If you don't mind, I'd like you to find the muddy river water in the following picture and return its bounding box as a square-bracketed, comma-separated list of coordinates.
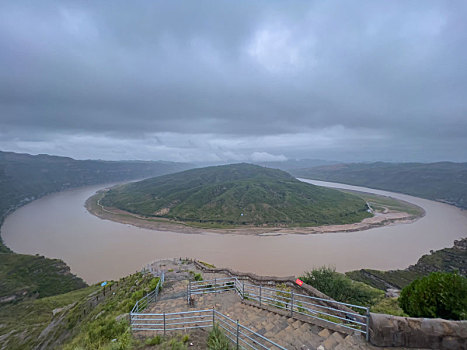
[2, 179, 466, 283]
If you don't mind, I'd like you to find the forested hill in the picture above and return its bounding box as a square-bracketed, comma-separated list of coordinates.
[101, 163, 371, 227]
[0, 151, 192, 251]
[292, 162, 467, 209]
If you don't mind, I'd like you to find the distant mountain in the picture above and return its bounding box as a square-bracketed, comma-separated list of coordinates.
[101, 163, 371, 227]
[292, 162, 467, 209]
[0, 150, 193, 251]
[254, 159, 338, 171]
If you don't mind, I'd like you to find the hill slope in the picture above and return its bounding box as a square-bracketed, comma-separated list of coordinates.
[0, 150, 192, 251]
[0, 254, 87, 304]
[292, 162, 467, 209]
[101, 163, 371, 226]
[346, 238, 467, 291]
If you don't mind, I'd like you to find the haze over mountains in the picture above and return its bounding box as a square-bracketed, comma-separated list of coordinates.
[292, 162, 467, 209]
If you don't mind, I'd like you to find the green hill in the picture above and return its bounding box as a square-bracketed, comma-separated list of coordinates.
[0, 150, 192, 251]
[100, 163, 372, 227]
[292, 162, 467, 209]
[346, 238, 467, 291]
[0, 254, 87, 304]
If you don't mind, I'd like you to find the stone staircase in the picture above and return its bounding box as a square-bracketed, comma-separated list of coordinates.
[140, 260, 420, 350]
[146, 277, 369, 349]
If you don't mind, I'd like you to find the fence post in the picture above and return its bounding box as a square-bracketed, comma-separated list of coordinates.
[290, 291, 294, 317]
[163, 312, 166, 336]
[212, 308, 215, 327]
[236, 320, 239, 350]
[242, 281, 245, 299]
[259, 285, 262, 306]
[187, 283, 189, 304]
[366, 307, 370, 342]
[215, 278, 217, 294]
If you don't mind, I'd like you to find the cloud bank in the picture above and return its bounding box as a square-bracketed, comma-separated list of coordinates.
[0, 1, 466, 162]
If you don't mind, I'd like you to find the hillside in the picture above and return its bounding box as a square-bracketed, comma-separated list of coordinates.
[0, 151, 192, 251]
[0, 270, 158, 349]
[100, 163, 372, 227]
[346, 238, 467, 291]
[292, 162, 467, 209]
[0, 254, 87, 304]
[0, 150, 192, 313]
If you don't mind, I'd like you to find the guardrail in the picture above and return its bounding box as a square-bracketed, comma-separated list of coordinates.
[131, 272, 165, 314]
[187, 277, 237, 301]
[188, 277, 370, 340]
[131, 308, 286, 350]
[130, 272, 370, 346]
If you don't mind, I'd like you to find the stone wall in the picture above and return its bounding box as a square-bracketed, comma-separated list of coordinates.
[370, 313, 467, 349]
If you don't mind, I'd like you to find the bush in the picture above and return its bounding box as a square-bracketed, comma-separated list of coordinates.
[399, 272, 467, 320]
[207, 324, 231, 350]
[145, 335, 162, 345]
[301, 266, 383, 306]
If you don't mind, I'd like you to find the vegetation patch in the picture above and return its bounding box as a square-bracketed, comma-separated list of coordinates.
[301, 266, 384, 307]
[207, 324, 232, 350]
[100, 163, 372, 227]
[399, 272, 467, 320]
[0, 253, 87, 304]
[346, 238, 467, 291]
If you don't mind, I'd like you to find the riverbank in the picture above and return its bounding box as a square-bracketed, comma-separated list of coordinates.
[86, 188, 424, 236]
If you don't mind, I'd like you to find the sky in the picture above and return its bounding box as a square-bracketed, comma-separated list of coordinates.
[0, 1, 466, 163]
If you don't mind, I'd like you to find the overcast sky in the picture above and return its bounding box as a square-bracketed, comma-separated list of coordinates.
[1, 1, 466, 163]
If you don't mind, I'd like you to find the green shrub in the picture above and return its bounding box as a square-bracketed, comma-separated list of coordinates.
[301, 266, 383, 306]
[399, 272, 467, 320]
[146, 335, 162, 345]
[207, 324, 231, 350]
[371, 298, 407, 317]
[194, 273, 203, 281]
[148, 277, 160, 291]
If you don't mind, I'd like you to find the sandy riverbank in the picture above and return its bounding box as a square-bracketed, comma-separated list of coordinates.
[85, 190, 422, 236]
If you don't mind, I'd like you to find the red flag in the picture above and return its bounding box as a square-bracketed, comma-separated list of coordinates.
[295, 278, 303, 286]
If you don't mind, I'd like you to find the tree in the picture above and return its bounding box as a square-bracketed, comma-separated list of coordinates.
[399, 272, 467, 320]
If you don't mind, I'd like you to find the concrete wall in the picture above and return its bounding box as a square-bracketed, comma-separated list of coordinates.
[370, 313, 467, 349]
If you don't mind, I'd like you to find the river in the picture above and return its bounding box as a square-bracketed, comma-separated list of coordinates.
[2, 179, 466, 283]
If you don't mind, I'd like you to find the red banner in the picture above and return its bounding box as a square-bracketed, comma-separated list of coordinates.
[295, 278, 303, 286]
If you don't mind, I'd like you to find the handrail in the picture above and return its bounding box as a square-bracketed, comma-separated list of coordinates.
[131, 308, 287, 350]
[129, 271, 370, 346]
[186, 276, 370, 340]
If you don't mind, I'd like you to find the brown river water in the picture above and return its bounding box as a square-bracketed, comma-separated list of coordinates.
[2, 179, 466, 283]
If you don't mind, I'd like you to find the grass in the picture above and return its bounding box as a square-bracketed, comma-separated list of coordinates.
[207, 324, 231, 350]
[301, 267, 384, 308]
[0, 253, 87, 303]
[0, 285, 100, 350]
[100, 163, 372, 227]
[0, 270, 163, 350]
[371, 298, 407, 317]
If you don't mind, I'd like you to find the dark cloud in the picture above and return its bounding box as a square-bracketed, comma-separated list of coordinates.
[0, 1, 466, 162]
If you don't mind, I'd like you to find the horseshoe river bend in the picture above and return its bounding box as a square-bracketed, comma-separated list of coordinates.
[2, 179, 466, 283]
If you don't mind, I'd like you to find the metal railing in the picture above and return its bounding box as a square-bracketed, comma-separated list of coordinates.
[187, 277, 237, 301]
[130, 273, 370, 347]
[188, 277, 370, 340]
[131, 308, 286, 350]
[131, 272, 165, 313]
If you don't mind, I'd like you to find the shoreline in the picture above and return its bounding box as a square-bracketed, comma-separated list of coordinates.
[85, 190, 424, 236]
